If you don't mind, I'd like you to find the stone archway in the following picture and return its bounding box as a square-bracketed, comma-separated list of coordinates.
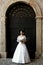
[5, 1, 36, 58]
[0, 0, 42, 58]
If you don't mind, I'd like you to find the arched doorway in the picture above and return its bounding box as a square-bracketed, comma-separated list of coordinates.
[6, 1, 36, 59]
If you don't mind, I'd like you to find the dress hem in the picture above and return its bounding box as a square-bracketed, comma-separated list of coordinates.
[12, 61, 31, 64]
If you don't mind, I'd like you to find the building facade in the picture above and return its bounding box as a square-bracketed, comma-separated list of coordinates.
[0, 0, 43, 58]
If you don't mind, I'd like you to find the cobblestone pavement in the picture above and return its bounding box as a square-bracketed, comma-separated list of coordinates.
[0, 57, 43, 65]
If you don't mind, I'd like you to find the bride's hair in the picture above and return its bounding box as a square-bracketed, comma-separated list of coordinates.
[19, 29, 25, 35]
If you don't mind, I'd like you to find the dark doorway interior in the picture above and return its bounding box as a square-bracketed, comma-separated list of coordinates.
[6, 2, 36, 59]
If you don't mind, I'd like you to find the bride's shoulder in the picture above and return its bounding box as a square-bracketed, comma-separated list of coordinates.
[17, 35, 26, 38]
[17, 35, 21, 38]
[23, 35, 26, 37]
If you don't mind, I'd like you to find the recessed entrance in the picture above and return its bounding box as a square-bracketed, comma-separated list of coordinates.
[6, 1, 36, 59]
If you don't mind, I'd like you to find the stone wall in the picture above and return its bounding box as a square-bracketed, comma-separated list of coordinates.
[0, 0, 43, 58]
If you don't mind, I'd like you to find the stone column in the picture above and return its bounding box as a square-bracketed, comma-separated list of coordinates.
[35, 17, 42, 58]
[0, 16, 6, 58]
[42, 18, 43, 57]
[0, 17, 1, 55]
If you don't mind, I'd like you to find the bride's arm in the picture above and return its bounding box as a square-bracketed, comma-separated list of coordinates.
[17, 36, 20, 42]
[21, 36, 26, 43]
[23, 36, 26, 43]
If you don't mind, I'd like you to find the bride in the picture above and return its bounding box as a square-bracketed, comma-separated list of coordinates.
[12, 30, 30, 63]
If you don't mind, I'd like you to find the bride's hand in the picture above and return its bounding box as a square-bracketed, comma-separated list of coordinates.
[20, 40, 26, 43]
[20, 40, 23, 42]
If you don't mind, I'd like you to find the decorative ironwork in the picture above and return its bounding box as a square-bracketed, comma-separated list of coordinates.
[6, 2, 35, 18]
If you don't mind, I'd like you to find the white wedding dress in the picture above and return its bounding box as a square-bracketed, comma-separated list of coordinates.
[12, 35, 30, 63]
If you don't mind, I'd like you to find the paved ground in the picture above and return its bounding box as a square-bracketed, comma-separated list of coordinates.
[0, 57, 43, 65]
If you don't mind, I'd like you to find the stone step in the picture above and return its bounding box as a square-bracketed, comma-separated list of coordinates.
[0, 58, 43, 65]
